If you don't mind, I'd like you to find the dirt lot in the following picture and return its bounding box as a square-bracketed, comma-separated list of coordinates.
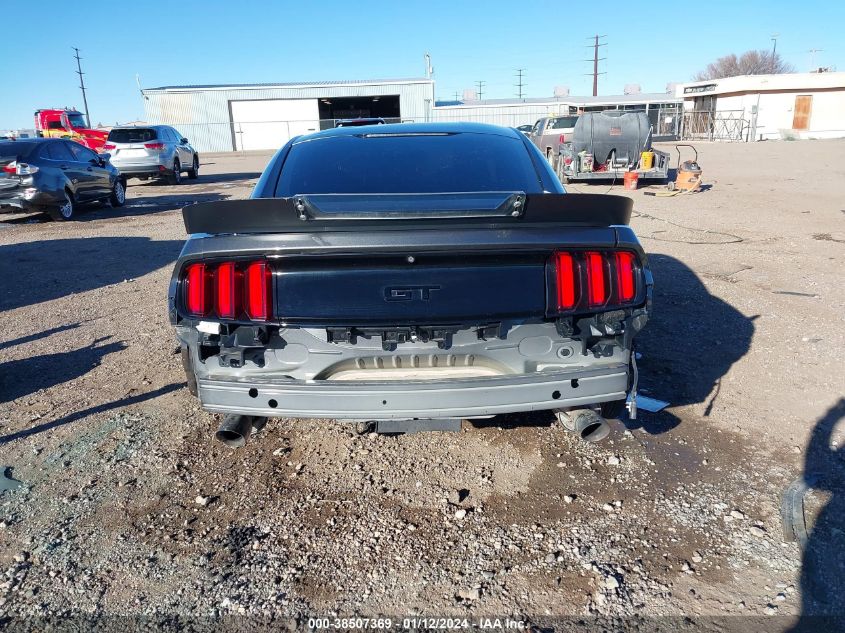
[1, 141, 843, 631]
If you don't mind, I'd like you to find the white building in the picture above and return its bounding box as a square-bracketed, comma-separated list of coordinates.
[141, 78, 435, 152]
[675, 72, 845, 141]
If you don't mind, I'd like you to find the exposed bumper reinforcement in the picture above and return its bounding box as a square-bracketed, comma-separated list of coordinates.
[197, 364, 628, 420]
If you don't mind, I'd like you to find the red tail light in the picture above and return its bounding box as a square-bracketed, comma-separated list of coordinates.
[245, 262, 272, 321]
[615, 252, 636, 302]
[102, 143, 116, 150]
[2, 162, 16, 174]
[559, 134, 566, 143]
[215, 262, 242, 319]
[144, 142, 165, 150]
[184, 263, 212, 316]
[585, 252, 607, 306]
[549, 250, 640, 314]
[182, 260, 272, 322]
[554, 252, 577, 310]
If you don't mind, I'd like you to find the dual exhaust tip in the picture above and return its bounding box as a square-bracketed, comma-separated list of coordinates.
[215, 409, 611, 447]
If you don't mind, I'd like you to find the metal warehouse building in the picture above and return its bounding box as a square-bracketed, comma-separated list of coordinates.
[141, 78, 435, 152]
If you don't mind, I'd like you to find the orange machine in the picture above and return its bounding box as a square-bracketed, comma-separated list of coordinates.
[667, 144, 702, 192]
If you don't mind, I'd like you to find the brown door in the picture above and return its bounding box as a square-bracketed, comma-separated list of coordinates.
[792, 95, 812, 130]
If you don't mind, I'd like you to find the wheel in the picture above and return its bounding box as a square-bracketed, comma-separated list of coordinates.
[180, 347, 198, 397]
[168, 159, 182, 185]
[667, 180, 676, 191]
[49, 189, 76, 221]
[187, 155, 199, 179]
[110, 179, 126, 207]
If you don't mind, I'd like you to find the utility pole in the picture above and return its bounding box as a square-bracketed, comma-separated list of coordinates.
[584, 35, 607, 97]
[514, 69, 526, 100]
[72, 47, 91, 127]
[770, 34, 779, 73]
[453, 91, 460, 101]
[475, 80, 486, 101]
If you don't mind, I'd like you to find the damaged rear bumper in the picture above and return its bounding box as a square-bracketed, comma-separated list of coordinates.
[196, 364, 628, 420]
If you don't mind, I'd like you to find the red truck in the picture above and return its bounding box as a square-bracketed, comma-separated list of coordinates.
[34, 108, 108, 152]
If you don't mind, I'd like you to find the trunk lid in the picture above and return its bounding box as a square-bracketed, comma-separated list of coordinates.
[273, 252, 548, 324]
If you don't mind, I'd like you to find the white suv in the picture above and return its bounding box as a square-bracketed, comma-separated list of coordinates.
[103, 125, 199, 185]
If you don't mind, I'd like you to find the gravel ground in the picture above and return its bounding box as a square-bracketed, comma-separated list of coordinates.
[0, 142, 843, 631]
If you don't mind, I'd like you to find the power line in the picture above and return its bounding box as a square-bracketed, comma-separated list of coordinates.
[808, 47, 824, 70]
[514, 69, 526, 100]
[583, 35, 607, 97]
[475, 80, 486, 101]
[72, 47, 91, 128]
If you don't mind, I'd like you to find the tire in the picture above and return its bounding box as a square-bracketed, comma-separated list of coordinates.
[187, 155, 199, 179]
[110, 179, 126, 207]
[49, 189, 76, 221]
[667, 180, 676, 191]
[180, 347, 198, 397]
[168, 159, 182, 185]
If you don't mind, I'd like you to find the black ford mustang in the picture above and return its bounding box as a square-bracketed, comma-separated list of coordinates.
[169, 122, 653, 447]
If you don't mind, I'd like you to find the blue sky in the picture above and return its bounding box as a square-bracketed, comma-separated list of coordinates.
[1, 0, 841, 129]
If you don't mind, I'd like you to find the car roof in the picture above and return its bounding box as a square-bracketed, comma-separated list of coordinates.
[294, 122, 524, 143]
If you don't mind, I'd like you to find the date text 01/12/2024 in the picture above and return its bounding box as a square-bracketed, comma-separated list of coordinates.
[307, 617, 527, 630]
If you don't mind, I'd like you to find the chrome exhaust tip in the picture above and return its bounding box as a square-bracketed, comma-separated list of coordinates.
[556, 408, 612, 443]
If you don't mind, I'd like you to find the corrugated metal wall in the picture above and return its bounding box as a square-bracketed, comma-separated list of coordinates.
[142, 80, 434, 152]
[432, 103, 571, 127]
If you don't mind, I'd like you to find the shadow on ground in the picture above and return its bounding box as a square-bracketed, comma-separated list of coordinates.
[0, 236, 183, 311]
[790, 398, 845, 632]
[0, 383, 184, 444]
[630, 253, 756, 434]
[0, 337, 126, 404]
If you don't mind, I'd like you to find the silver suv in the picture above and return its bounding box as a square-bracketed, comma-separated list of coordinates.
[104, 125, 199, 184]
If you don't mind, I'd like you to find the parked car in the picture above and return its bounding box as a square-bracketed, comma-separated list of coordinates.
[169, 122, 653, 447]
[0, 138, 125, 220]
[103, 126, 198, 184]
[516, 124, 533, 135]
[530, 115, 579, 165]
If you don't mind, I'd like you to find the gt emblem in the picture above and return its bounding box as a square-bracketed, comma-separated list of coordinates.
[384, 285, 442, 302]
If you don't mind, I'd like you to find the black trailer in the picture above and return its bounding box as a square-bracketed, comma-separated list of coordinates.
[556, 111, 670, 183]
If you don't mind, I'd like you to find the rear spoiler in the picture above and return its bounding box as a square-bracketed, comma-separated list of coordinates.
[182, 193, 632, 235]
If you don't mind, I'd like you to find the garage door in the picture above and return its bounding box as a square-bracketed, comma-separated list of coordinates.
[230, 99, 320, 151]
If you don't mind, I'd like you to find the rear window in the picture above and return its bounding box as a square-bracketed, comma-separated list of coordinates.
[0, 141, 37, 159]
[548, 116, 579, 130]
[275, 132, 542, 195]
[107, 128, 157, 143]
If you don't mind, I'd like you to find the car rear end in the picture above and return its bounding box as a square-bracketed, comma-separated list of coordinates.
[103, 127, 174, 179]
[0, 140, 51, 213]
[168, 124, 652, 428]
